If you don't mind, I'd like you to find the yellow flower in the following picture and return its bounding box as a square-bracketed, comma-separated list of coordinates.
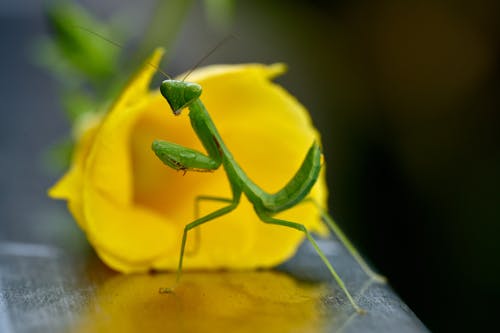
[49, 48, 328, 273]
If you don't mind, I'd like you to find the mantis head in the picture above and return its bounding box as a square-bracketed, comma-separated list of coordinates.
[160, 80, 202, 115]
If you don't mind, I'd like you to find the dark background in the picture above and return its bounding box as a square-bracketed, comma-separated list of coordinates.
[1, 0, 499, 332]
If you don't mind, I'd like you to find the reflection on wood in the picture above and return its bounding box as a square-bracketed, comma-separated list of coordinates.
[74, 271, 323, 333]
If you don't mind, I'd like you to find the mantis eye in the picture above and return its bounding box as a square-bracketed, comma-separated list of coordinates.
[160, 80, 202, 115]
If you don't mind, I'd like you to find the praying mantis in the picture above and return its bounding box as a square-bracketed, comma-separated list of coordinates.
[152, 78, 386, 314]
[64, 25, 385, 314]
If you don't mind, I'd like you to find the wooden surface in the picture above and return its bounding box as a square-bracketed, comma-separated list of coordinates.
[0, 238, 429, 333]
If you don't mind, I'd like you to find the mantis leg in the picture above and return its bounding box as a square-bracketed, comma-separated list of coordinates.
[301, 198, 386, 283]
[185, 195, 234, 256]
[160, 192, 241, 293]
[255, 209, 365, 314]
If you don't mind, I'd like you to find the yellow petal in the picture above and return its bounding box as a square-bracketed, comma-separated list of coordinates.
[48, 121, 100, 229]
[83, 48, 165, 205]
[83, 189, 177, 273]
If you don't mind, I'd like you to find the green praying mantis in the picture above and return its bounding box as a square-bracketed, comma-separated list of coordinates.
[71, 26, 385, 313]
[152, 77, 386, 314]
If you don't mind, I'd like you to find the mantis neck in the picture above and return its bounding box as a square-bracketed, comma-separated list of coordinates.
[187, 99, 262, 196]
[188, 99, 227, 164]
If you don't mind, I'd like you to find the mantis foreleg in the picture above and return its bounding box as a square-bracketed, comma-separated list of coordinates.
[152, 139, 221, 172]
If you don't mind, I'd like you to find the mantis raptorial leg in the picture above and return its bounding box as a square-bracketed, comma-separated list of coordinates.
[152, 79, 386, 314]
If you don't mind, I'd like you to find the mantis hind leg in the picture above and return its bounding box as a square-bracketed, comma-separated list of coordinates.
[301, 198, 386, 283]
[185, 195, 234, 256]
[255, 209, 365, 314]
[159, 193, 240, 293]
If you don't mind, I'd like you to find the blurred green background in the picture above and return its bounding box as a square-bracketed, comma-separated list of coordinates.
[1, 0, 499, 331]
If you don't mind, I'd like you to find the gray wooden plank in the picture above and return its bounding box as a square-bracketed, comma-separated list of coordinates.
[0, 240, 429, 333]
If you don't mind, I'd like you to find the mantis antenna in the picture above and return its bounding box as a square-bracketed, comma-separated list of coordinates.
[73, 25, 173, 80]
[73, 26, 234, 82]
[181, 34, 236, 81]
